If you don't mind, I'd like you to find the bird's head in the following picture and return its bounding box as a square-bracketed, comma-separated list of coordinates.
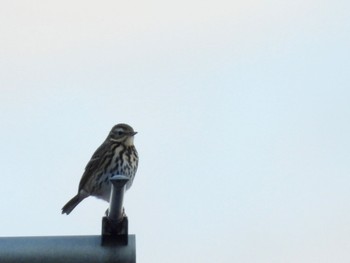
[108, 123, 137, 145]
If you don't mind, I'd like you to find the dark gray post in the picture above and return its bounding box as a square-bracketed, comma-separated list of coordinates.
[101, 175, 130, 246]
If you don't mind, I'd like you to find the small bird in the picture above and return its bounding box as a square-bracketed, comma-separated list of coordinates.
[62, 123, 138, 215]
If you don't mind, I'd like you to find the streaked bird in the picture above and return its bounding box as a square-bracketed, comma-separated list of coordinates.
[62, 123, 138, 215]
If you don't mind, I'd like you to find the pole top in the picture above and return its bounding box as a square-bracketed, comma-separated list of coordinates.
[109, 175, 129, 188]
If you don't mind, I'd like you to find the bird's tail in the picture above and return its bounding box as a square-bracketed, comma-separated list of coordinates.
[62, 194, 84, 215]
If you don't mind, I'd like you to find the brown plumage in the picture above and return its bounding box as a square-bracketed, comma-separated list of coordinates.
[62, 123, 138, 215]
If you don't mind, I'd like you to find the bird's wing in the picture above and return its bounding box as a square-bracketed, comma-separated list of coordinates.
[78, 141, 109, 191]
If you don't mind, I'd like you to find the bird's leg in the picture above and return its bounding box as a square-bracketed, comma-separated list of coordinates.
[105, 207, 126, 219]
[122, 207, 126, 218]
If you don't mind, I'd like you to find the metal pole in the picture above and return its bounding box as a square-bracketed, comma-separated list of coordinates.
[108, 175, 129, 222]
[101, 175, 130, 245]
[0, 235, 136, 263]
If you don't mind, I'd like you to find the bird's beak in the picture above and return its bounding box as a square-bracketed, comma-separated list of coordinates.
[130, 131, 137, 136]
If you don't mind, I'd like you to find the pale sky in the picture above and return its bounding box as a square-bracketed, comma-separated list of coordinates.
[0, 1, 349, 262]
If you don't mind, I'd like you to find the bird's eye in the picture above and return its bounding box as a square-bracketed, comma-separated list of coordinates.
[115, 130, 124, 136]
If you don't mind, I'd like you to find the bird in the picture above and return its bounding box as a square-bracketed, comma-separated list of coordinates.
[62, 123, 138, 215]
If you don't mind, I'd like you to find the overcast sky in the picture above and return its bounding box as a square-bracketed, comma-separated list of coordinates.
[0, 1, 349, 262]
